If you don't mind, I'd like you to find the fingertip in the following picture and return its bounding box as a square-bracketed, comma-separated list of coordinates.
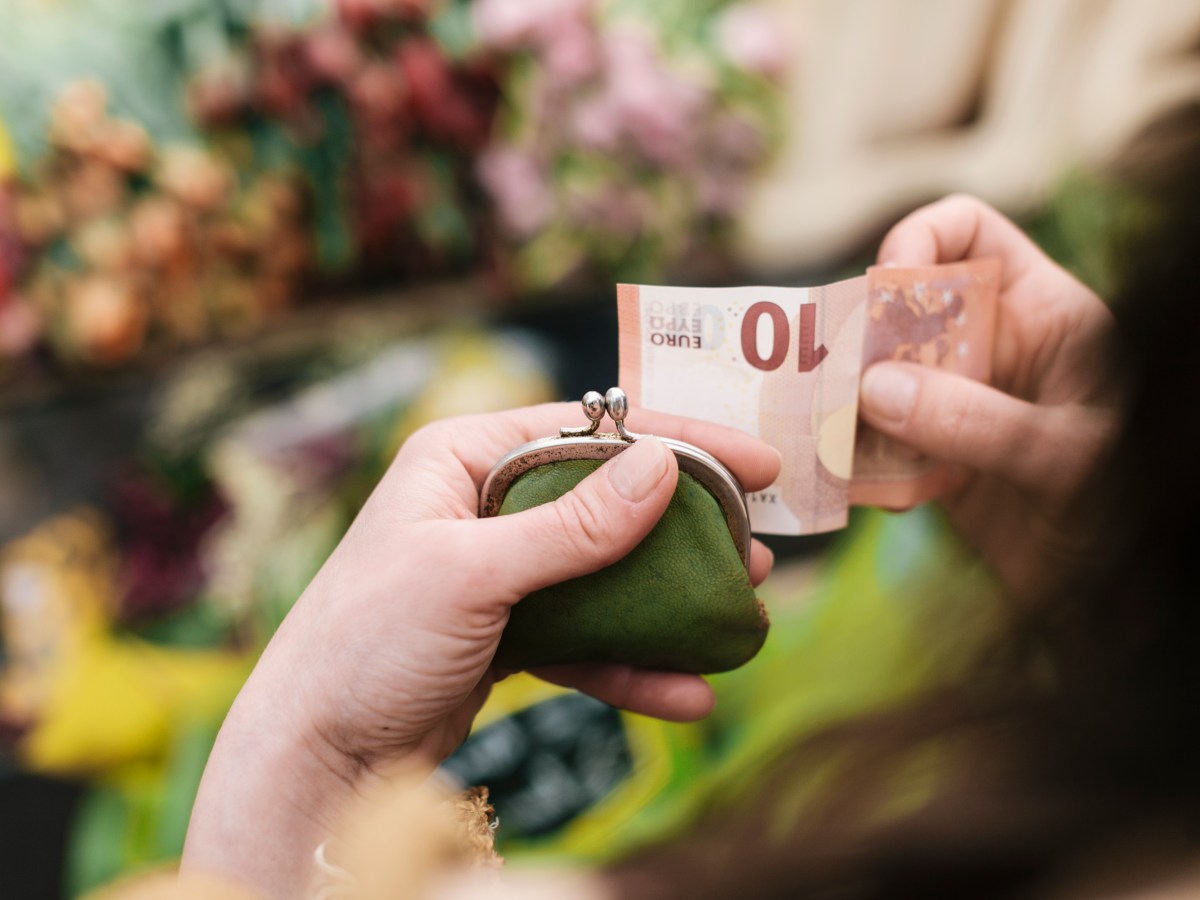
[736, 442, 783, 493]
[748, 539, 774, 587]
[607, 435, 676, 504]
[877, 216, 939, 267]
[653, 675, 716, 722]
[859, 361, 920, 428]
[765, 444, 783, 481]
[534, 666, 715, 722]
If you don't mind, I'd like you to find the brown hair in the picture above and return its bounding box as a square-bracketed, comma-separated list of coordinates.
[607, 103, 1200, 900]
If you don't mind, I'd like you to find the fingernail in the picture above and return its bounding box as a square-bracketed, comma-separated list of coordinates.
[861, 365, 917, 423]
[609, 436, 670, 501]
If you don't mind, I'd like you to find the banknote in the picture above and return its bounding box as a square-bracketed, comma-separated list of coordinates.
[850, 259, 1001, 508]
[616, 259, 1000, 536]
[618, 277, 868, 535]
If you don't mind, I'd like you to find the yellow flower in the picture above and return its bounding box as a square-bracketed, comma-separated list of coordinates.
[0, 114, 16, 178]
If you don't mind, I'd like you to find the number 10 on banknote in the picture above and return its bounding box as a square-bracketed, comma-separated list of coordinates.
[617, 259, 1000, 536]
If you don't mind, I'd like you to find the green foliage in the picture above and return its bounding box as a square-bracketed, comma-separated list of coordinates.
[66, 722, 221, 896]
[1023, 170, 1157, 300]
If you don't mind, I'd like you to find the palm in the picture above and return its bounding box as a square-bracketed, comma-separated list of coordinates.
[872, 196, 1117, 598]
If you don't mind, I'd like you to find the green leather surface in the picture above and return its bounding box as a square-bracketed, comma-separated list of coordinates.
[493, 458, 769, 674]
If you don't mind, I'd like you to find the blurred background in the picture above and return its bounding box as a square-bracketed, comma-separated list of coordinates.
[1, 0, 1198, 896]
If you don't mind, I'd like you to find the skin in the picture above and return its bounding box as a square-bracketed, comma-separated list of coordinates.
[421, 196, 1127, 900]
[183, 194, 1119, 899]
[181, 403, 780, 899]
[858, 194, 1119, 599]
[424, 196, 1129, 900]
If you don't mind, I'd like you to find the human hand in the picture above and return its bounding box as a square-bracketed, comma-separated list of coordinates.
[857, 194, 1119, 598]
[182, 402, 780, 898]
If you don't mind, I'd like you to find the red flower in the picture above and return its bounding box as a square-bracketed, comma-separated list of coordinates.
[303, 26, 364, 86]
[252, 30, 316, 118]
[111, 475, 227, 621]
[352, 164, 422, 256]
[397, 39, 499, 150]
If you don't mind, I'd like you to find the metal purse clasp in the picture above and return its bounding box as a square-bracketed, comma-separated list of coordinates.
[559, 387, 641, 441]
[479, 388, 752, 568]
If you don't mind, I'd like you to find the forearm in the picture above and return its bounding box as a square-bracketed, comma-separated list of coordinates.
[181, 666, 358, 899]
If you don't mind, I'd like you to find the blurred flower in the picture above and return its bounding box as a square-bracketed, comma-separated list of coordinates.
[541, 14, 603, 86]
[570, 96, 622, 153]
[0, 184, 28, 290]
[48, 80, 109, 155]
[564, 181, 645, 237]
[111, 475, 226, 621]
[0, 2, 781, 366]
[398, 39, 499, 150]
[697, 172, 745, 218]
[253, 26, 327, 120]
[64, 275, 148, 365]
[348, 60, 410, 125]
[61, 158, 127, 220]
[0, 297, 41, 358]
[188, 57, 254, 127]
[475, 2, 781, 291]
[708, 111, 767, 166]
[91, 119, 154, 173]
[156, 146, 232, 212]
[603, 27, 708, 167]
[129, 197, 189, 270]
[335, 0, 381, 32]
[75, 218, 136, 273]
[303, 25, 363, 86]
[562, 27, 709, 166]
[473, 0, 596, 51]
[477, 147, 553, 238]
[716, 3, 789, 79]
[13, 191, 64, 246]
[337, 0, 431, 33]
[353, 161, 424, 254]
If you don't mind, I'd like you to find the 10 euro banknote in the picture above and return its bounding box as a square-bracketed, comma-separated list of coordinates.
[617, 259, 1000, 536]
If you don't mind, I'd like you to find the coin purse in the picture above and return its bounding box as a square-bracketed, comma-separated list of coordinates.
[479, 388, 769, 675]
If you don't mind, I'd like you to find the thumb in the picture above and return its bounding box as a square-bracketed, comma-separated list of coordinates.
[859, 361, 1060, 493]
[479, 436, 679, 600]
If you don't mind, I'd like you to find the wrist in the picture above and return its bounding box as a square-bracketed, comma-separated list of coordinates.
[181, 645, 400, 899]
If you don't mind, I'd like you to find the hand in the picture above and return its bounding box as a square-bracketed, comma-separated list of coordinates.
[182, 402, 780, 899]
[857, 194, 1119, 598]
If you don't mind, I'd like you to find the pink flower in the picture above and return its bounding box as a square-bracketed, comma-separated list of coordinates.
[570, 96, 622, 152]
[697, 172, 744, 217]
[477, 147, 555, 237]
[542, 16, 602, 86]
[708, 112, 765, 166]
[304, 26, 363, 85]
[567, 186, 643, 237]
[0, 298, 41, 358]
[603, 28, 707, 167]
[716, 4, 789, 80]
[473, 0, 595, 51]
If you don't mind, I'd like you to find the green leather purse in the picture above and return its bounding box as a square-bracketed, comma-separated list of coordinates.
[480, 388, 769, 675]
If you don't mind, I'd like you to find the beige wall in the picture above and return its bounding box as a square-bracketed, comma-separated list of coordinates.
[739, 0, 1200, 270]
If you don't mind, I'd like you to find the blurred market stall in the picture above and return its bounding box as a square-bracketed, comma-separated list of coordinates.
[1, 1, 1198, 897]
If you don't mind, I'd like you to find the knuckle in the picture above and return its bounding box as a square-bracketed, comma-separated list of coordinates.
[552, 486, 615, 561]
[398, 419, 452, 458]
[599, 666, 636, 711]
[939, 383, 1043, 485]
[935, 384, 981, 452]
